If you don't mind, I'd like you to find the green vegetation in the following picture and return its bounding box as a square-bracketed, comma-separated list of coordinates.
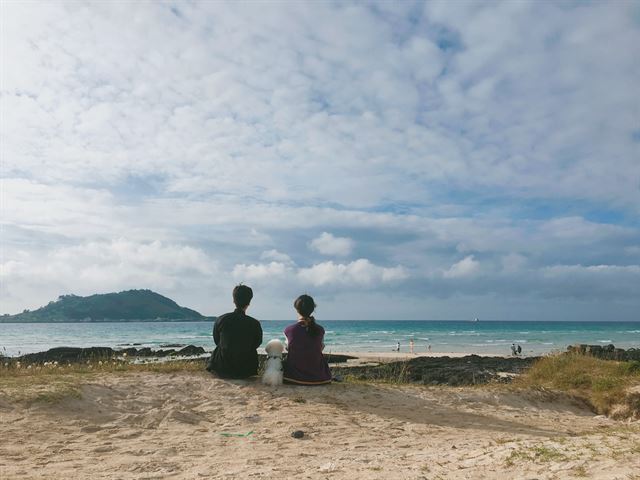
[0, 289, 214, 322]
[515, 353, 640, 418]
[504, 445, 568, 466]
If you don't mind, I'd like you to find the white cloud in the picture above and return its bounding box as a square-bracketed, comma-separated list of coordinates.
[298, 259, 408, 287]
[543, 264, 640, 278]
[232, 262, 291, 281]
[0, 239, 219, 313]
[309, 232, 355, 256]
[1, 2, 639, 319]
[443, 256, 481, 279]
[260, 249, 294, 264]
[501, 253, 527, 274]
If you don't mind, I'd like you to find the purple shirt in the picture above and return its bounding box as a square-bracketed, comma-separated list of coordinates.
[283, 322, 331, 385]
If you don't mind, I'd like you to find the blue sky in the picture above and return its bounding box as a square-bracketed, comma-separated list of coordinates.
[1, 1, 639, 320]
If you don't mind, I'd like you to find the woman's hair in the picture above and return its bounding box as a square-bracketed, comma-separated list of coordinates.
[294, 294, 320, 337]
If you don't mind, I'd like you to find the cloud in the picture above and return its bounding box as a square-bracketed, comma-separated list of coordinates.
[298, 259, 408, 287]
[260, 249, 294, 264]
[443, 256, 480, 279]
[501, 253, 527, 274]
[232, 261, 292, 281]
[0, 239, 220, 313]
[309, 232, 355, 256]
[1, 2, 639, 319]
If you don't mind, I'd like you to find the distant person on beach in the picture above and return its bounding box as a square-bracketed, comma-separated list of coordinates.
[510, 343, 517, 356]
[207, 284, 263, 379]
[283, 294, 331, 385]
[428, 344, 432, 353]
[395, 341, 400, 352]
[517, 344, 522, 356]
[409, 339, 415, 354]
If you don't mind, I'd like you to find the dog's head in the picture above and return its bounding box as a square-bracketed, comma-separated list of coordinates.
[265, 339, 285, 355]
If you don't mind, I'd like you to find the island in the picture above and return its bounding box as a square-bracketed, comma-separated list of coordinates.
[0, 289, 215, 323]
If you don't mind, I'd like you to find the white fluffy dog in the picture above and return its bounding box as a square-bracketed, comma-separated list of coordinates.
[262, 339, 285, 386]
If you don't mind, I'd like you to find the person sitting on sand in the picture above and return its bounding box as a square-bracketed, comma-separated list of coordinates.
[283, 294, 331, 385]
[207, 284, 263, 379]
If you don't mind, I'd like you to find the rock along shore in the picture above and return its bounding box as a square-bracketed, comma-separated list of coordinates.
[333, 355, 540, 386]
[6, 346, 357, 365]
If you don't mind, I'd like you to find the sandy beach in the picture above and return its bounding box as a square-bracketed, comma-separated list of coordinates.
[331, 351, 513, 365]
[1, 365, 639, 480]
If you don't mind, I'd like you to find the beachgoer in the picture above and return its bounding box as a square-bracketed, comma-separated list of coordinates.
[409, 339, 415, 354]
[283, 294, 331, 385]
[517, 344, 522, 355]
[510, 343, 517, 356]
[395, 341, 400, 352]
[428, 344, 432, 352]
[207, 284, 263, 379]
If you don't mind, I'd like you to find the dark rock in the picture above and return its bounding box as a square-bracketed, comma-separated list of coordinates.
[333, 355, 539, 386]
[156, 349, 176, 357]
[14, 344, 211, 363]
[118, 347, 138, 356]
[291, 430, 305, 439]
[567, 344, 640, 361]
[161, 343, 185, 348]
[18, 347, 116, 363]
[176, 345, 206, 356]
[323, 353, 357, 363]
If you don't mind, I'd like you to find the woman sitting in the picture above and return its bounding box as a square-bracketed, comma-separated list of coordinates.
[283, 294, 331, 385]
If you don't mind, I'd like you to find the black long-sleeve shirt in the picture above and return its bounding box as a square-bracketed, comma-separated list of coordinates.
[208, 308, 263, 378]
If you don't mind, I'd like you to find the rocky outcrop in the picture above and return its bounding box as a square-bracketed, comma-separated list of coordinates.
[567, 344, 640, 361]
[14, 346, 345, 365]
[322, 353, 357, 364]
[18, 347, 116, 363]
[177, 345, 206, 356]
[333, 355, 539, 386]
[16, 345, 207, 363]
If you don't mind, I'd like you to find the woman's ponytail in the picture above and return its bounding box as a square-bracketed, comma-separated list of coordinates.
[294, 295, 320, 337]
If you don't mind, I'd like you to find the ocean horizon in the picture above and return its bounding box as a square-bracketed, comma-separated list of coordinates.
[2, 319, 639, 357]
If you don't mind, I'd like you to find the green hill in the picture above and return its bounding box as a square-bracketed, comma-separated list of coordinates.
[0, 290, 214, 323]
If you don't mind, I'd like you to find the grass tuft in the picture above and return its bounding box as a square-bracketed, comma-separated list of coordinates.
[515, 353, 640, 417]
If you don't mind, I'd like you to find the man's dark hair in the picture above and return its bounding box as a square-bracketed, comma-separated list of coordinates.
[233, 284, 253, 309]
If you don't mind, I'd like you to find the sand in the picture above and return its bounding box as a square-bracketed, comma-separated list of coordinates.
[332, 351, 512, 365]
[1, 369, 639, 480]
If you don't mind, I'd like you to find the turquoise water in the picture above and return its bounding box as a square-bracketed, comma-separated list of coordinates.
[1, 320, 639, 357]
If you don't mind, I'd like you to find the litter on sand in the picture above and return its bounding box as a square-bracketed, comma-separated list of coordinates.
[219, 430, 254, 437]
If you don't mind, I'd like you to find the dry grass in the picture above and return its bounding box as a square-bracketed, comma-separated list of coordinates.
[340, 359, 412, 384]
[514, 353, 640, 417]
[0, 359, 205, 403]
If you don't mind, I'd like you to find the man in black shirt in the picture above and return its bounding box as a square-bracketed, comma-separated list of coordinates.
[207, 285, 263, 378]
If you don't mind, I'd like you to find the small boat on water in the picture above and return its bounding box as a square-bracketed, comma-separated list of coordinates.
[473, 317, 479, 322]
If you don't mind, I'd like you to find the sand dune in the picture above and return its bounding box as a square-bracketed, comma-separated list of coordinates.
[1, 372, 639, 479]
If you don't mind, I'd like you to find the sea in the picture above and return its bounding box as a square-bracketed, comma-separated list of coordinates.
[1, 320, 639, 357]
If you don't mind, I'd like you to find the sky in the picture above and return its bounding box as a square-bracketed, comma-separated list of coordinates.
[1, 1, 639, 321]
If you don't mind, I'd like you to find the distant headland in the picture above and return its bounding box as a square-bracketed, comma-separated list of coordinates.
[0, 289, 215, 323]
